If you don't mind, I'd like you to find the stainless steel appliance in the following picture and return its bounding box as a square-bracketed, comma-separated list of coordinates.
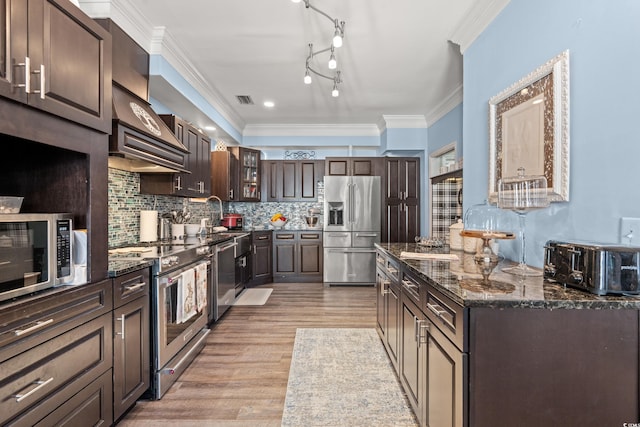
[0, 213, 75, 302]
[544, 240, 640, 295]
[323, 176, 381, 285]
[109, 240, 210, 399]
[213, 238, 237, 321]
[234, 233, 251, 296]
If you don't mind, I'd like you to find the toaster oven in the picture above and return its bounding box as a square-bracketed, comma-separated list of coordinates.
[544, 240, 640, 295]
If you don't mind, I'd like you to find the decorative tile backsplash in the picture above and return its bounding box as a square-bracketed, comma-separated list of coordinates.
[108, 168, 324, 247]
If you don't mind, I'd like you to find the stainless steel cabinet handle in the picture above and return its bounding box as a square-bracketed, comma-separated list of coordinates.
[380, 280, 391, 295]
[402, 279, 418, 289]
[116, 314, 125, 340]
[355, 233, 378, 237]
[229, 189, 234, 199]
[413, 316, 420, 343]
[175, 176, 182, 191]
[426, 303, 447, 318]
[14, 377, 54, 402]
[14, 57, 30, 92]
[32, 64, 45, 99]
[418, 320, 429, 345]
[124, 282, 146, 292]
[14, 318, 54, 336]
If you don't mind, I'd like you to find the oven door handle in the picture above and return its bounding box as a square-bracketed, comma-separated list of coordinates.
[217, 242, 237, 253]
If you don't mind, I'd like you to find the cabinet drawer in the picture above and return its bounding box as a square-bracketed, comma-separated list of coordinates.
[299, 232, 321, 241]
[113, 267, 150, 308]
[10, 369, 113, 427]
[274, 232, 297, 240]
[376, 251, 399, 282]
[252, 231, 272, 243]
[400, 269, 421, 305]
[424, 286, 465, 351]
[0, 280, 112, 363]
[0, 312, 112, 426]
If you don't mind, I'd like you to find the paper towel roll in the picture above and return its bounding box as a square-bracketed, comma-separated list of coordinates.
[140, 210, 158, 242]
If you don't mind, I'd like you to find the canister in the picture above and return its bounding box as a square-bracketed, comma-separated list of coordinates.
[449, 219, 464, 250]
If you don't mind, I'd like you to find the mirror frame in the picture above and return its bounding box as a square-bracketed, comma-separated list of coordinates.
[488, 50, 570, 203]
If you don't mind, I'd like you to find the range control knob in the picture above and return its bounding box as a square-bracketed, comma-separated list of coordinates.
[544, 263, 557, 277]
[570, 270, 583, 284]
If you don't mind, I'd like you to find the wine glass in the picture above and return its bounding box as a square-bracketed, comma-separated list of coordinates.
[498, 167, 549, 276]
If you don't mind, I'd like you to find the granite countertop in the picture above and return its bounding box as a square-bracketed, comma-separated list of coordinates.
[376, 242, 640, 310]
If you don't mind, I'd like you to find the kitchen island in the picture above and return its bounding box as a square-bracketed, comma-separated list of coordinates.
[376, 242, 640, 427]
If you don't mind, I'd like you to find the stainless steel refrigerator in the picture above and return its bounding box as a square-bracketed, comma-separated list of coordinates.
[323, 176, 381, 285]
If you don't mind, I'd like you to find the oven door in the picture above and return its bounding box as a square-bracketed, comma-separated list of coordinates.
[156, 260, 209, 370]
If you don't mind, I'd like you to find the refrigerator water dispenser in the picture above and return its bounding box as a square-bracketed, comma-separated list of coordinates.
[328, 203, 344, 226]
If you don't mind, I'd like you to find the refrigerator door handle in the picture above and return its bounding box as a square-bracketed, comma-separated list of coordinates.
[349, 183, 355, 224]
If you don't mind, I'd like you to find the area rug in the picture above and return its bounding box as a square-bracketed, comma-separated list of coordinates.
[233, 288, 273, 305]
[282, 328, 418, 427]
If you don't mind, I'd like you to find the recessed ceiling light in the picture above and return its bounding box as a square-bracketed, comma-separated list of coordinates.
[264, 101, 275, 108]
[205, 125, 216, 131]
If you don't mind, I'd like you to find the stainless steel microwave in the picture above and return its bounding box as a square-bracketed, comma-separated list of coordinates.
[0, 213, 74, 302]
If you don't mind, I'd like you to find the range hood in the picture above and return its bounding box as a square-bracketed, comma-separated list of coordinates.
[109, 84, 189, 173]
[97, 18, 189, 173]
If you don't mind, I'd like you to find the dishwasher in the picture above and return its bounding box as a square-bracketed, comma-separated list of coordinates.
[213, 239, 237, 321]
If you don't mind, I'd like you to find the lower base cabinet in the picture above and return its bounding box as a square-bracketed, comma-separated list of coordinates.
[273, 231, 323, 282]
[0, 280, 113, 427]
[250, 231, 273, 285]
[377, 247, 640, 427]
[112, 268, 151, 422]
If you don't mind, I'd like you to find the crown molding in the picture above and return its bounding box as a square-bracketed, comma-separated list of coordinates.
[243, 123, 380, 137]
[425, 84, 463, 126]
[449, 0, 510, 54]
[381, 115, 428, 132]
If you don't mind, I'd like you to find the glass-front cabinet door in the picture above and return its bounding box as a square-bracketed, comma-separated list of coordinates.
[239, 147, 261, 201]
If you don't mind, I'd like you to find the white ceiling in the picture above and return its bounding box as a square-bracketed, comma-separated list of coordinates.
[79, 0, 507, 141]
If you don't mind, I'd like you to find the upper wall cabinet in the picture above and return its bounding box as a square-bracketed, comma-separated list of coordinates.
[139, 115, 211, 197]
[263, 160, 324, 202]
[325, 157, 382, 176]
[211, 147, 262, 202]
[0, 0, 111, 133]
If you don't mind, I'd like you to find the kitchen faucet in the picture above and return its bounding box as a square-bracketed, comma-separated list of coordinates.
[206, 195, 224, 222]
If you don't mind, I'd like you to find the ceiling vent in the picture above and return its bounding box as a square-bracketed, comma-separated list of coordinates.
[236, 95, 254, 105]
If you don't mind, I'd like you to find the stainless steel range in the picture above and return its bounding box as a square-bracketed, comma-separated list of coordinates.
[109, 239, 211, 399]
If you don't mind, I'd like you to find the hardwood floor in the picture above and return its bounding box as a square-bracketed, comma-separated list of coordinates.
[118, 283, 377, 426]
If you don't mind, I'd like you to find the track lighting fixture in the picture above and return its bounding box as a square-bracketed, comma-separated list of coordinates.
[293, 0, 345, 97]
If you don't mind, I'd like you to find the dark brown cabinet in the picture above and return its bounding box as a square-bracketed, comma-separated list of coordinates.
[376, 251, 400, 371]
[273, 231, 323, 282]
[263, 160, 324, 202]
[325, 157, 381, 176]
[0, 280, 113, 427]
[378, 246, 640, 427]
[383, 157, 420, 243]
[211, 147, 261, 201]
[250, 231, 273, 286]
[0, 0, 111, 133]
[140, 115, 211, 197]
[112, 268, 150, 422]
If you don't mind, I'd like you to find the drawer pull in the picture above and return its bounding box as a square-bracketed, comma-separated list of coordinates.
[14, 377, 54, 402]
[277, 234, 295, 239]
[427, 303, 447, 318]
[14, 318, 54, 336]
[124, 282, 146, 292]
[257, 235, 268, 240]
[387, 267, 398, 275]
[402, 280, 418, 289]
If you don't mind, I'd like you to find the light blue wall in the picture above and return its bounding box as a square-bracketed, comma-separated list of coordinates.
[464, 0, 640, 266]
[428, 103, 462, 160]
